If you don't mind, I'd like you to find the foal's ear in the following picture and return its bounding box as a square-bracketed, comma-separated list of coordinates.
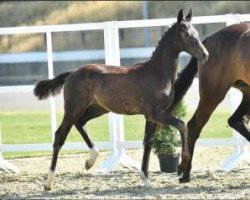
[177, 9, 183, 23]
[185, 9, 192, 22]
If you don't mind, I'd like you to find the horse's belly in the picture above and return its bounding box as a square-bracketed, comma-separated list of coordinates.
[93, 95, 142, 115]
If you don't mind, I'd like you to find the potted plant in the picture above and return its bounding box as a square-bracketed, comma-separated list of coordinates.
[153, 101, 187, 173]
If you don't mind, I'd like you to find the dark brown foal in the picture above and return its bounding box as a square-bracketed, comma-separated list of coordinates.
[34, 9, 208, 190]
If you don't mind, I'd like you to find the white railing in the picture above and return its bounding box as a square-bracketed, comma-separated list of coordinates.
[0, 14, 250, 172]
[0, 48, 153, 63]
[0, 48, 191, 63]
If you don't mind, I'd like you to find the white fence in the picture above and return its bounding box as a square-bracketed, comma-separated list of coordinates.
[0, 14, 250, 172]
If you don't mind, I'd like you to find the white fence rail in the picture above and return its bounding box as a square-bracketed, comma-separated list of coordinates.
[0, 48, 153, 63]
[0, 14, 250, 172]
[0, 48, 190, 63]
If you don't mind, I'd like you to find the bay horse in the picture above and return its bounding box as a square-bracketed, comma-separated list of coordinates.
[168, 22, 250, 183]
[34, 9, 208, 190]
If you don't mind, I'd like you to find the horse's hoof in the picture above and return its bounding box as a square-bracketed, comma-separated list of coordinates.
[139, 171, 152, 188]
[143, 179, 152, 188]
[179, 177, 190, 183]
[85, 160, 93, 170]
[44, 185, 52, 191]
[85, 151, 99, 170]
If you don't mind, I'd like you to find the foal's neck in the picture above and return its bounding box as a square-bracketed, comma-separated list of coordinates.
[145, 27, 180, 83]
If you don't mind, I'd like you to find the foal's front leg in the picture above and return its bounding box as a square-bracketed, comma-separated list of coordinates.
[147, 110, 190, 174]
[140, 121, 157, 187]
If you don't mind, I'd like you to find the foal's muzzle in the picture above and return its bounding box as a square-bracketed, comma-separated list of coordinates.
[198, 42, 209, 63]
[200, 50, 209, 63]
[188, 42, 209, 64]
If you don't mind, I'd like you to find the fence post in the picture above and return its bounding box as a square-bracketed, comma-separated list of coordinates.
[46, 31, 57, 143]
[218, 15, 250, 171]
[97, 22, 140, 173]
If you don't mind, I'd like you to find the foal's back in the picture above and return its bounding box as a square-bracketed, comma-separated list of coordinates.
[64, 63, 148, 115]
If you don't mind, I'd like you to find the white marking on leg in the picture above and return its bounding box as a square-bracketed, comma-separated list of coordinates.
[242, 115, 250, 132]
[85, 147, 99, 170]
[140, 171, 152, 188]
[44, 170, 55, 191]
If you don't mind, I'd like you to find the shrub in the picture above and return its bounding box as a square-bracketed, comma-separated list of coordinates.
[153, 101, 187, 155]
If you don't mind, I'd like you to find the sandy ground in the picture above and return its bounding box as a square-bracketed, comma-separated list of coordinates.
[0, 147, 249, 199]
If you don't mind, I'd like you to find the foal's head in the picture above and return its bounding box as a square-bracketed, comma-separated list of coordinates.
[173, 9, 209, 63]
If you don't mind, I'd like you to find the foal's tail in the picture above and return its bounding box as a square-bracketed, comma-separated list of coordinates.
[168, 57, 198, 113]
[34, 72, 71, 100]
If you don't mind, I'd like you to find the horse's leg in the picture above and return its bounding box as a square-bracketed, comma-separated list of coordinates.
[179, 85, 231, 183]
[140, 121, 157, 187]
[177, 98, 219, 182]
[44, 112, 75, 191]
[74, 105, 109, 170]
[228, 92, 250, 141]
[44, 83, 90, 190]
[147, 110, 190, 174]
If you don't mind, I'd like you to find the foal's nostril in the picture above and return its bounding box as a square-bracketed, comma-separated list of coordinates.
[203, 52, 206, 58]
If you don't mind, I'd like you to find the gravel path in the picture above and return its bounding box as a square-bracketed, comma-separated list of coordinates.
[0, 147, 249, 199]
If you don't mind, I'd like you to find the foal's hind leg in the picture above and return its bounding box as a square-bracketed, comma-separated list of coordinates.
[44, 112, 75, 191]
[44, 86, 90, 190]
[140, 121, 157, 187]
[228, 92, 250, 141]
[75, 105, 108, 170]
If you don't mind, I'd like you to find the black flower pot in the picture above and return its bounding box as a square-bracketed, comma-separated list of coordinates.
[157, 153, 180, 173]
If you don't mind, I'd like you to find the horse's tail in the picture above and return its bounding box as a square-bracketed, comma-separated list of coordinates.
[169, 37, 209, 112]
[168, 57, 198, 113]
[34, 71, 71, 100]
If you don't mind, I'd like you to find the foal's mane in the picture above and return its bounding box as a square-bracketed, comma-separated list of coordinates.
[140, 22, 176, 66]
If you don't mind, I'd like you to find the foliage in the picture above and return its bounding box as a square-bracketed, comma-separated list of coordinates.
[0, 1, 141, 52]
[153, 101, 187, 155]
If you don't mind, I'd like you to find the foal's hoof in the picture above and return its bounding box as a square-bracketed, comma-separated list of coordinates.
[85, 160, 93, 170]
[143, 179, 152, 188]
[177, 165, 184, 176]
[179, 177, 190, 183]
[139, 171, 152, 188]
[85, 151, 99, 170]
[85, 160, 95, 170]
[44, 185, 52, 191]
